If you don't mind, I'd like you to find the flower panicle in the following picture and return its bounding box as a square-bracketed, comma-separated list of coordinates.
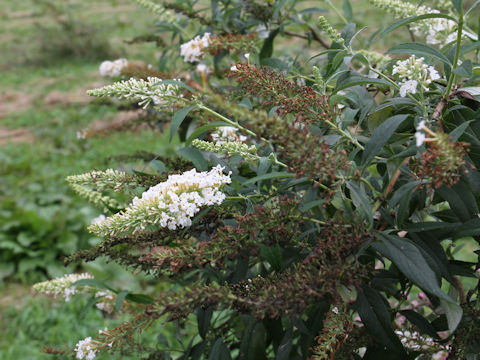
[89, 165, 231, 237]
[87, 77, 182, 109]
[193, 139, 258, 162]
[66, 169, 139, 191]
[33, 273, 93, 301]
[318, 16, 344, 44]
[369, 0, 457, 46]
[392, 56, 441, 97]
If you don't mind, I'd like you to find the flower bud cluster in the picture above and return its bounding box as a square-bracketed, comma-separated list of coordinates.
[33, 273, 93, 302]
[68, 183, 121, 211]
[67, 169, 138, 192]
[180, 33, 212, 63]
[87, 77, 181, 109]
[392, 56, 441, 97]
[369, 0, 457, 46]
[89, 165, 231, 236]
[318, 16, 344, 44]
[99, 58, 128, 78]
[192, 139, 258, 162]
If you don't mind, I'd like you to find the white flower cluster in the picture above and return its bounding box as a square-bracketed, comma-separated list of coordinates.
[74, 337, 97, 360]
[369, 0, 457, 46]
[87, 77, 181, 109]
[89, 165, 231, 236]
[95, 290, 116, 313]
[180, 33, 211, 63]
[33, 273, 93, 302]
[211, 126, 247, 143]
[392, 56, 440, 97]
[99, 58, 128, 78]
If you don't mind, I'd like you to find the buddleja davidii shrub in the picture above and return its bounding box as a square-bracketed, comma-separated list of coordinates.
[36, 0, 480, 359]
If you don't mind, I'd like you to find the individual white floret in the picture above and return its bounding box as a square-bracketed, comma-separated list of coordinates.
[399, 80, 418, 97]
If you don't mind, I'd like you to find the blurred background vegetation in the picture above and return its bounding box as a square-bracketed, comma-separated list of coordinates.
[1, 0, 477, 358]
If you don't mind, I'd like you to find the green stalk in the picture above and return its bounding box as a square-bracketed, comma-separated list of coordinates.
[444, 10, 464, 99]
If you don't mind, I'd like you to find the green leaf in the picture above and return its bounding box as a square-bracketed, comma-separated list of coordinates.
[239, 321, 267, 360]
[170, 105, 197, 142]
[334, 72, 391, 93]
[209, 338, 232, 360]
[440, 299, 463, 332]
[453, 218, 480, 238]
[362, 114, 408, 166]
[177, 147, 208, 171]
[449, 120, 473, 141]
[374, 233, 453, 303]
[453, 60, 472, 78]
[436, 182, 477, 222]
[259, 244, 283, 271]
[276, 324, 293, 360]
[125, 293, 154, 304]
[149, 159, 166, 173]
[243, 172, 294, 185]
[356, 286, 406, 354]
[406, 222, 460, 233]
[79, 295, 101, 320]
[389, 181, 422, 207]
[459, 41, 480, 55]
[115, 290, 128, 312]
[342, 0, 353, 22]
[72, 278, 115, 292]
[372, 14, 457, 43]
[196, 307, 213, 339]
[387, 43, 452, 66]
[399, 310, 440, 340]
[346, 181, 373, 228]
[260, 28, 280, 62]
[185, 122, 231, 146]
[451, 0, 463, 14]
